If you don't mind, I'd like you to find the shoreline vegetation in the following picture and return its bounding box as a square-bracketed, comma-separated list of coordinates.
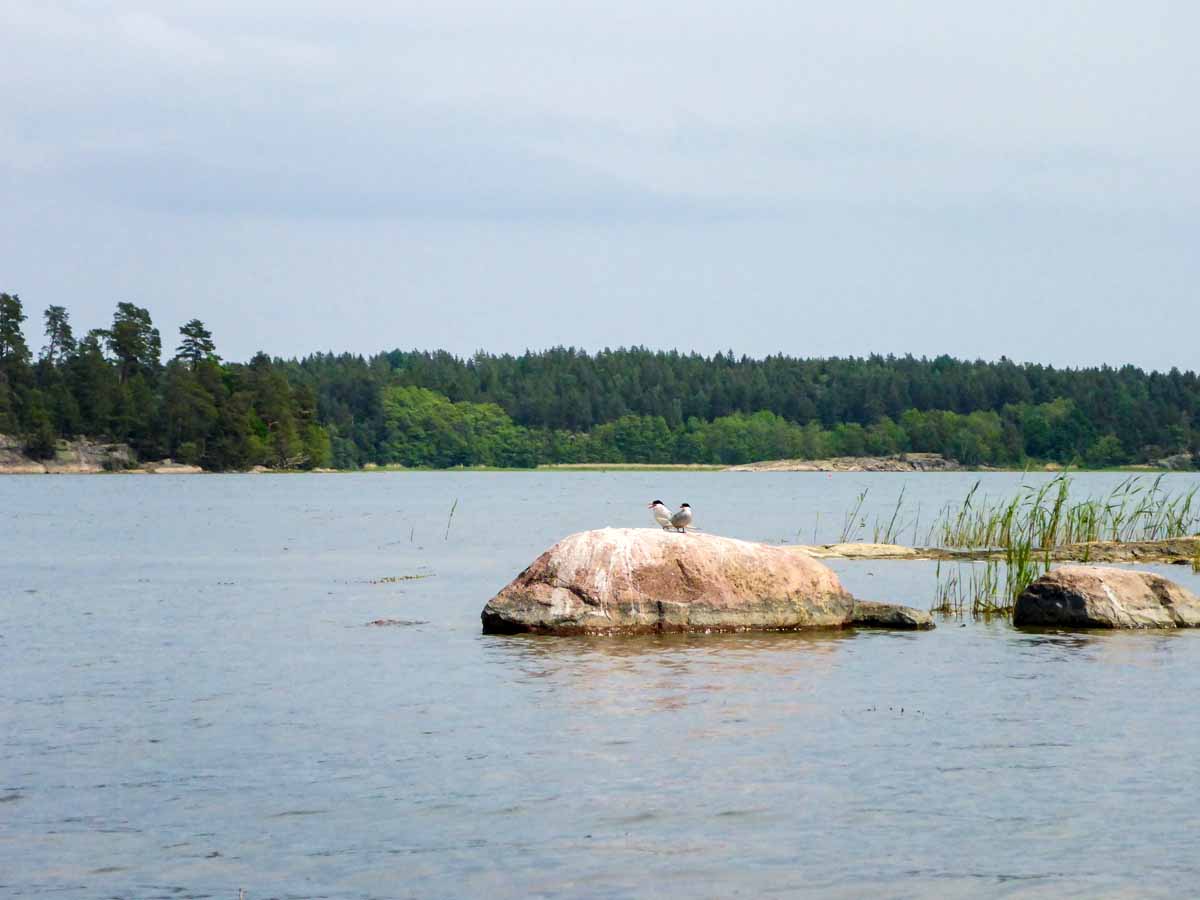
[3, 443, 1197, 475]
[2, 293, 1199, 474]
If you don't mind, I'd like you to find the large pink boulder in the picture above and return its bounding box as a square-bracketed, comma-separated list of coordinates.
[481, 528, 932, 635]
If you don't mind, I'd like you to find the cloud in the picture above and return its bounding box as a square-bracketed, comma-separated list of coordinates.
[56, 137, 712, 221]
[4, 1, 1198, 223]
[115, 11, 225, 66]
[1, 1, 1198, 368]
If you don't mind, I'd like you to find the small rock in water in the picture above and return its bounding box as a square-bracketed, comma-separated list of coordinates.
[366, 618, 427, 627]
[1014, 565, 1200, 629]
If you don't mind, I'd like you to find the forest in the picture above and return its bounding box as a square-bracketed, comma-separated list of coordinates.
[1, 292, 1197, 471]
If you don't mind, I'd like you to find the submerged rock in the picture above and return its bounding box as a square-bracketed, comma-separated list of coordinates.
[1052, 537, 1200, 565]
[794, 542, 922, 560]
[849, 600, 934, 629]
[793, 537, 1200, 565]
[366, 618, 428, 627]
[1014, 565, 1200, 629]
[481, 528, 932, 635]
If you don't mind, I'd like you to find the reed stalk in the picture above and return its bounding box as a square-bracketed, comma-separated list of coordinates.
[839, 488, 868, 543]
[871, 486, 908, 544]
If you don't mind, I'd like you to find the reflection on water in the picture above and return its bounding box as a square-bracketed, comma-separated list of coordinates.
[1017, 626, 1192, 672]
[488, 631, 854, 721]
[489, 627, 855, 662]
[3, 471, 1200, 898]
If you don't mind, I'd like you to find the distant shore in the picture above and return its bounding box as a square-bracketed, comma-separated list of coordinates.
[2, 438, 1196, 475]
[4, 461, 1195, 475]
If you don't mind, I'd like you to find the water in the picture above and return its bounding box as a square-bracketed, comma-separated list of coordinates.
[3, 471, 1200, 899]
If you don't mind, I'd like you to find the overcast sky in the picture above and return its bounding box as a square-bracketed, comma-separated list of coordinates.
[2, 2, 1197, 369]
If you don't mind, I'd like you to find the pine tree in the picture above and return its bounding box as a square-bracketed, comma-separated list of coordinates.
[41, 305, 76, 365]
[175, 319, 218, 368]
[105, 302, 161, 382]
[21, 389, 57, 459]
[0, 293, 31, 370]
[0, 373, 15, 434]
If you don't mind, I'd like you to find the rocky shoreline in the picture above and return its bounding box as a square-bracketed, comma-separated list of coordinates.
[0, 434, 349, 474]
[726, 453, 962, 472]
[0, 433, 202, 474]
[3, 436, 1195, 475]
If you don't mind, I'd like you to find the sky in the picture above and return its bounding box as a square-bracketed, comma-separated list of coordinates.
[2, 1, 1197, 370]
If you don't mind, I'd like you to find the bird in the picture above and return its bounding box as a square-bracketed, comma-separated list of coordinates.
[670, 503, 693, 533]
[648, 499, 673, 530]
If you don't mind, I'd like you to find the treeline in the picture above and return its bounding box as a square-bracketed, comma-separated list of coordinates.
[2, 293, 1198, 470]
[290, 348, 1200, 469]
[357, 387, 1140, 469]
[0, 294, 330, 470]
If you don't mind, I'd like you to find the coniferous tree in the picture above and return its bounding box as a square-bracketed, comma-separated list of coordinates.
[21, 389, 57, 459]
[0, 373, 15, 434]
[41, 305, 76, 365]
[0, 293, 33, 437]
[68, 331, 121, 437]
[175, 319, 218, 368]
[105, 302, 161, 383]
[162, 359, 219, 462]
[0, 293, 31, 372]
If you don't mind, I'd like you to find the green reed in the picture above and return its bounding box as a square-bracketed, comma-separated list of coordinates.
[930, 540, 1048, 620]
[922, 475, 1198, 619]
[839, 488, 869, 543]
[930, 475, 1199, 550]
[930, 559, 964, 616]
[831, 485, 922, 545]
[931, 559, 1022, 617]
[871, 485, 909, 544]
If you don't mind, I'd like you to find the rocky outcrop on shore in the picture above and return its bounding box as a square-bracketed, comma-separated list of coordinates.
[0, 433, 207, 474]
[0, 434, 138, 474]
[141, 460, 205, 474]
[726, 453, 961, 473]
[1155, 452, 1198, 471]
[1014, 566, 1200, 628]
[481, 528, 933, 634]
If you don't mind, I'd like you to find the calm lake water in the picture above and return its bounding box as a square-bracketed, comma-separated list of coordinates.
[4, 471, 1200, 899]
